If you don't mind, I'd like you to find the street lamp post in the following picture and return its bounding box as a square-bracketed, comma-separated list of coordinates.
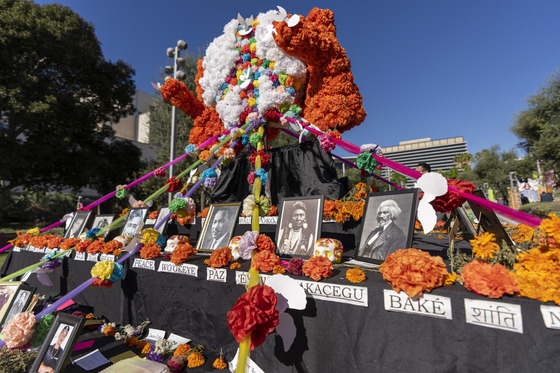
[165, 40, 188, 203]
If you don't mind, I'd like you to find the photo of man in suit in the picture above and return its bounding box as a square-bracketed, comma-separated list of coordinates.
[359, 199, 407, 260]
[198, 205, 240, 252]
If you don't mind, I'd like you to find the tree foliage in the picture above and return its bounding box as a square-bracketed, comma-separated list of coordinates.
[512, 69, 560, 174]
[0, 0, 142, 196]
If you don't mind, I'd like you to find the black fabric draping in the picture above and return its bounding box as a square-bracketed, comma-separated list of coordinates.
[211, 141, 344, 205]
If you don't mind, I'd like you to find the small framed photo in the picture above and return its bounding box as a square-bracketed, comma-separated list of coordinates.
[0, 282, 22, 324]
[154, 207, 171, 235]
[467, 189, 514, 246]
[121, 207, 149, 239]
[276, 196, 324, 258]
[30, 313, 85, 373]
[64, 211, 92, 238]
[355, 189, 419, 263]
[196, 203, 241, 253]
[91, 214, 115, 236]
[1, 284, 35, 327]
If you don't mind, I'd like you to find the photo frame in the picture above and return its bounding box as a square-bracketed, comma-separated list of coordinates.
[64, 211, 92, 239]
[355, 189, 419, 264]
[276, 195, 324, 258]
[1, 284, 36, 327]
[154, 207, 171, 235]
[196, 202, 241, 253]
[30, 313, 85, 373]
[91, 214, 115, 237]
[0, 282, 21, 325]
[121, 207, 149, 239]
[467, 189, 514, 247]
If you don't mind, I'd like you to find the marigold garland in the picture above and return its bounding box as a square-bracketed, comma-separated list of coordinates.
[513, 244, 560, 305]
[461, 260, 518, 298]
[207, 247, 233, 268]
[470, 232, 500, 260]
[380, 248, 449, 297]
[251, 250, 280, 272]
[302, 256, 333, 281]
[140, 243, 162, 260]
[346, 268, 366, 283]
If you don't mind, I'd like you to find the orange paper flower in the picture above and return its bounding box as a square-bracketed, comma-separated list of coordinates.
[101, 240, 123, 255]
[302, 256, 333, 281]
[230, 262, 241, 270]
[380, 248, 449, 297]
[514, 244, 560, 305]
[170, 243, 197, 265]
[251, 250, 280, 272]
[256, 234, 275, 253]
[346, 268, 366, 283]
[207, 247, 233, 268]
[461, 260, 518, 298]
[86, 240, 105, 254]
[74, 239, 90, 253]
[59, 237, 80, 251]
[140, 242, 162, 260]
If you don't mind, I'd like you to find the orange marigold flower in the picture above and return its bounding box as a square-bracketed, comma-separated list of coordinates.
[104, 325, 116, 337]
[256, 234, 275, 253]
[120, 208, 129, 217]
[213, 358, 228, 370]
[461, 260, 518, 298]
[171, 243, 197, 265]
[199, 150, 211, 162]
[469, 232, 500, 260]
[125, 337, 139, 347]
[187, 351, 205, 368]
[230, 262, 241, 270]
[370, 184, 377, 193]
[59, 237, 80, 251]
[346, 268, 366, 283]
[438, 235, 443, 239]
[101, 240, 123, 254]
[514, 244, 560, 305]
[208, 247, 233, 268]
[273, 265, 286, 274]
[443, 272, 458, 286]
[353, 189, 367, 201]
[539, 213, 560, 244]
[414, 220, 422, 231]
[140, 242, 162, 260]
[141, 343, 152, 354]
[380, 248, 449, 297]
[174, 343, 191, 356]
[251, 250, 280, 272]
[267, 205, 278, 216]
[136, 340, 148, 350]
[510, 223, 535, 243]
[74, 239, 90, 253]
[302, 256, 333, 281]
[87, 240, 105, 254]
[198, 206, 209, 218]
[355, 182, 366, 191]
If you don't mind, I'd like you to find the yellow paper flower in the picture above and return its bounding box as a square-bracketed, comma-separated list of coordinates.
[26, 227, 40, 236]
[141, 228, 160, 244]
[539, 213, 560, 244]
[91, 261, 115, 280]
[469, 232, 500, 260]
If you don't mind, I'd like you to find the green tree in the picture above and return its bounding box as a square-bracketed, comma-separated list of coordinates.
[0, 0, 141, 197]
[512, 69, 560, 173]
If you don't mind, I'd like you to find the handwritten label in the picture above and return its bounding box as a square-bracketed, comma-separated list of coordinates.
[464, 299, 523, 333]
[99, 254, 115, 262]
[158, 261, 198, 277]
[132, 258, 156, 271]
[144, 328, 166, 343]
[29, 246, 45, 253]
[235, 271, 270, 286]
[87, 253, 99, 262]
[206, 268, 227, 282]
[238, 216, 278, 225]
[540, 304, 560, 330]
[74, 252, 86, 261]
[383, 290, 452, 319]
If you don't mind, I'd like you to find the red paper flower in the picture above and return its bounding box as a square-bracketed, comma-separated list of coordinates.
[165, 176, 183, 193]
[227, 285, 280, 350]
[249, 150, 271, 168]
[430, 179, 476, 213]
[256, 234, 275, 253]
[462, 260, 519, 298]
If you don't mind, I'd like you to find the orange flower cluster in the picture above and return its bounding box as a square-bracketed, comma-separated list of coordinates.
[508, 223, 535, 244]
[380, 248, 449, 297]
[273, 8, 366, 133]
[273, 265, 286, 274]
[199, 150, 211, 162]
[187, 351, 205, 368]
[141, 343, 152, 354]
[148, 211, 159, 220]
[443, 272, 458, 286]
[140, 243, 161, 260]
[302, 256, 333, 281]
[470, 232, 500, 260]
[461, 260, 518, 298]
[256, 234, 275, 253]
[120, 208, 129, 217]
[125, 336, 139, 347]
[539, 213, 560, 244]
[189, 107, 225, 150]
[346, 268, 366, 283]
[198, 207, 209, 218]
[87, 240, 104, 254]
[414, 220, 423, 231]
[514, 244, 560, 305]
[101, 240, 123, 255]
[251, 251, 280, 272]
[174, 343, 191, 356]
[207, 247, 233, 268]
[267, 205, 278, 216]
[29, 235, 49, 248]
[230, 262, 241, 270]
[103, 325, 116, 337]
[74, 240, 90, 253]
[47, 236, 64, 249]
[8, 234, 31, 247]
[213, 358, 228, 370]
[160, 78, 205, 118]
[171, 243, 197, 265]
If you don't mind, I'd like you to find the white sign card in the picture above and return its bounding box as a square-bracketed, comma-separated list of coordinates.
[206, 268, 227, 282]
[144, 328, 166, 343]
[540, 304, 560, 330]
[132, 258, 156, 271]
[383, 289, 452, 319]
[74, 252, 86, 261]
[167, 333, 192, 350]
[229, 348, 265, 373]
[157, 261, 198, 277]
[464, 298, 523, 333]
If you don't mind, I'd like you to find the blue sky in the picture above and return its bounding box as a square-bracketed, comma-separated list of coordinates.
[35, 0, 560, 158]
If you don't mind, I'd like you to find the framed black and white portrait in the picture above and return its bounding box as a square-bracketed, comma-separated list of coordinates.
[91, 214, 115, 236]
[30, 313, 84, 373]
[355, 189, 419, 264]
[1, 284, 35, 327]
[121, 207, 149, 239]
[197, 203, 241, 253]
[64, 211, 92, 239]
[0, 282, 21, 324]
[276, 196, 324, 258]
[154, 207, 171, 235]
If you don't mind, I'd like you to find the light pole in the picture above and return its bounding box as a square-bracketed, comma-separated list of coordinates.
[165, 39, 188, 203]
